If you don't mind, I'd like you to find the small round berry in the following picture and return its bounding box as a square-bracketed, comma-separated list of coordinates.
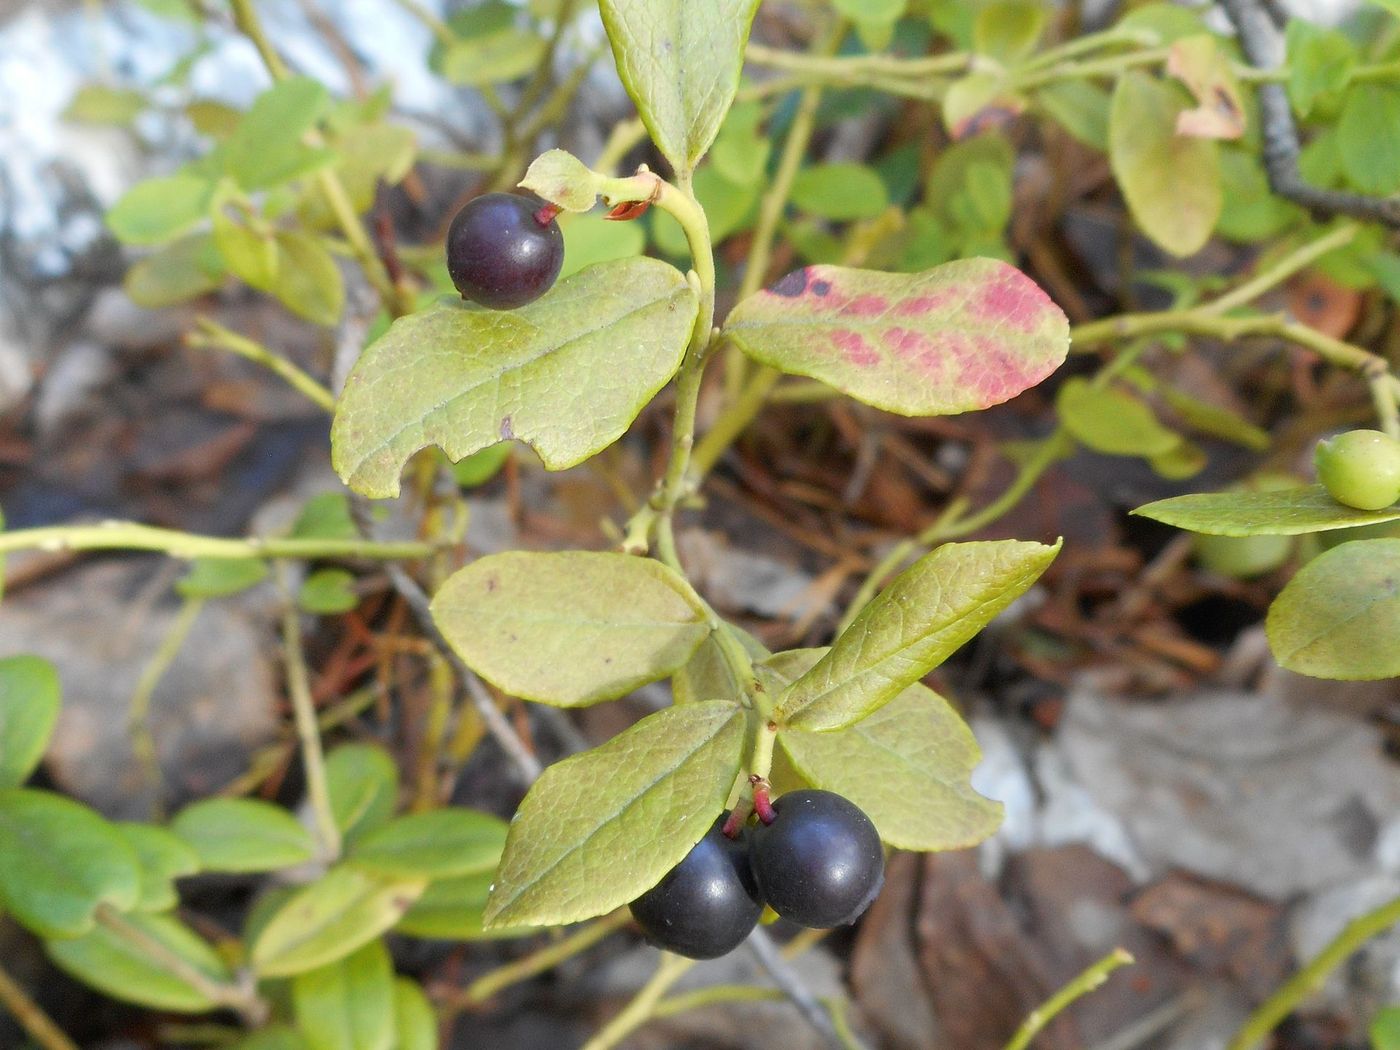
[748, 789, 884, 929]
[445, 193, 564, 310]
[629, 817, 763, 960]
[1315, 429, 1400, 511]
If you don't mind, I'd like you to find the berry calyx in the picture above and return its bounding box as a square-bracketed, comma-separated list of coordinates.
[628, 817, 763, 960]
[445, 192, 564, 310]
[748, 789, 884, 929]
[1315, 429, 1400, 511]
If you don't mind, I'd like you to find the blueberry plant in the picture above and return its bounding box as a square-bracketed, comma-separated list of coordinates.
[4, 0, 1400, 1048]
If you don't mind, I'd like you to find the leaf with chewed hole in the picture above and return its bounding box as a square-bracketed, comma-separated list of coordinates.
[331, 258, 696, 498]
[723, 260, 1068, 416]
[484, 701, 745, 928]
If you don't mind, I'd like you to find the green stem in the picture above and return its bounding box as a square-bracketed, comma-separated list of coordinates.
[0, 961, 79, 1050]
[278, 565, 341, 861]
[128, 595, 206, 818]
[228, 0, 288, 78]
[580, 954, 695, 1050]
[0, 521, 432, 561]
[744, 41, 970, 79]
[652, 984, 786, 1019]
[1003, 948, 1134, 1050]
[186, 319, 336, 412]
[1228, 896, 1400, 1050]
[444, 909, 633, 1016]
[1017, 25, 1158, 72]
[1012, 46, 1170, 89]
[95, 905, 267, 1026]
[1200, 223, 1357, 317]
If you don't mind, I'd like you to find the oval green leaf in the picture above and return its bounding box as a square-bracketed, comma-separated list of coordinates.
[1108, 70, 1221, 256]
[115, 822, 200, 913]
[106, 173, 213, 246]
[291, 940, 395, 1050]
[45, 911, 230, 1012]
[0, 788, 141, 937]
[767, 651, 1002, 851]
[170, 797, 318, 873]
[124, 233, 225, 308]
[1267, 538, 1400, 680]
[431, 551, 711, 707]
[485, 700, 746, 928]
[1057, 377, 1180, 456]
[325, 744, 400, 842]
[598, 0, 762, 176]
[347, 808, 507, 879]
[331, 258, 697, 498]
[723, 260, 1069, 416]
[790, 164, 890, 221]
[1338, 84, 1400, 195]
[251, 866, 426, 978]
[0, 655, 60, 789]
[392, 979, 437, 1050]
[1133, 484, 1400, 536]
[777, 539, 1061, 731]
[395, 870, 532, 941]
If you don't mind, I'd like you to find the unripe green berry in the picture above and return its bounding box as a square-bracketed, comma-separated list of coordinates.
[1315, 430, 1400, 511]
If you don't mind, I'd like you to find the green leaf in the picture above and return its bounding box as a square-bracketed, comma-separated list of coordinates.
[347, 808, 507, 879]
[114, 823, 200, 913]
[227, 1026, 309, 1050]
[767, 650, 1001, 850]
[485, 700, 746, 928]
[214, 210, 280, 290]
[431, 551, 711, 707]
[1285, 20, 1355, 118]
[0, 789, 140, 937]
[1118, 2, 1207, 44]
[598, 0, 762, 175]
[176, 557, 268, 599]
[395, 870, 532, 941]
[518, 149, 605, 213]
[723, 260, 1070, 416]
[0, 655, 60, 789]
[652, 165, 757, 256]
[291, 941, 395, 1050]
[1267, 538, 1400, 679]
[64, 84, 147, 126]
[170, 797, 318, 873]
[672, 627, 768, 705]
[45, 911, 231, 1012]
[557, 212, 646, 280]
[272, 231, 345, 327]
[1215, 147, 1298, 243]
[299, 568, 360, 615]
[790, 164, 889, 221]
[251, 866, 426, 978]
[776, 540, 1060, 731]
[973, 1, 1045, 62]
[442, 25, 547, 86]
[392, 979, 437, 1050]
[710, 102, 771, 187]
[226, 77, 335, 191]
[106, 173, 213, 246]
[1108, 71, 1221, 257]
[1133, 484, 1400, 536]
[124, 233, 226, 308]
[451, 442, 514, 487]
[1338, 84, 1400, 195]
[833, 0, 905, 23]
[942, 71, 1024, 138]
[291, 492, 358, 540]
[1036, 81, 1111, 150]
[324, 744, 399, 842]
[331, 258, 697, 498]
[1057, 377, 1180, 456]
[1372, 1006, 1400, 1050]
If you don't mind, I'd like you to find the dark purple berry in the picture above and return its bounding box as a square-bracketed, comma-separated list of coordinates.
[445, 193, 564, 310]
[748, 789, 884, 929]
[629, 817, 763, 960]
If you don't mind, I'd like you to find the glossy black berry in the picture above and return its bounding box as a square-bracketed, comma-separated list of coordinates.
[748, 789, 884, 929]
[445, 193, 563, 310]
[629, 817, 763, 959]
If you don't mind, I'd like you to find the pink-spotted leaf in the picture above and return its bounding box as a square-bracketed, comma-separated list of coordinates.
[722, 260, 1069, 416]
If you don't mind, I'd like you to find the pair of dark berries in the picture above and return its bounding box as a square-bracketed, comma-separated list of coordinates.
[629, 789, 885, 960]
[446, 192, 564, 310]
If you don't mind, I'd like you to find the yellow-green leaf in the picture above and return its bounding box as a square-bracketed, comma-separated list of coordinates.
[431, 551, 711, 707]
[170, 797, 317, 873]
[777, 540, 1060, 731]
[0, 655, 60, 789]
[598, 0, 762, 175]
[485, 701, 746, 928]
[1057, 377, 1180, 456]
[1109, 71, 1221, 256]
[291, 941, 394, 1050]
[1134, 484, 1400, 536]
[347, 808, 507, 879]
[331, 258, 697, 498]
[114, 823, 200, 913]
